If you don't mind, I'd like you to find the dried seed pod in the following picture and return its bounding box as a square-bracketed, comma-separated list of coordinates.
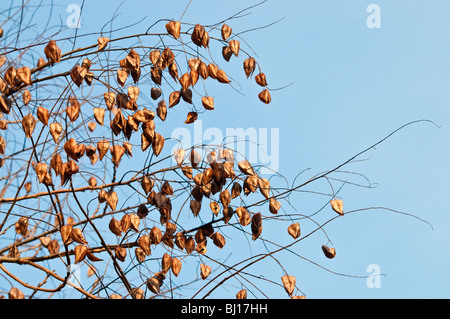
[288, 223, 301, 239]
[105, 190, 118, 210]
[141, 175, 154, 194]
[212, 232, 226, 249]
[74, 245, 88, 264]
[171, 257, 182, 277]
[269, 198, 281, 215]
[152, 132, 164, 157]
[202, 96, 214, 110]
[135, 247, 146, 262]
[16, 66, 32, 86]
[174, 232, 186, 251]
[161, 253, 172, 274]
[191, 24, 206, 47]
[330, 199, 344, 216]
[22, 90, 31, 105]
[146, 277, 161, 294]
[70, 228, 88, 245]
[37, 107, 49, 126]
[44, 40, 61, 65]
[156, 100, 167, 121]
[184, 236, 195, 254]
[190, 200, 201, 217]
[243, 175, 258, 195]
[111, 144, 125, 167]
[151, 87, 162, 100]
[216, 70, 231, 84]
[0, 95, 11, 114]
[133, 109, 155, 123]
[197, 62, 209, 80]
[127, 86, 140, 101]
[168, 91, 180, 108]
[166, 20, 181, 39]
[8, 287, 25, 299]
[219, 189, 231, 208]
[15, 217, 28, 236]
[222, 46, 233, 62]
[255, 73, 268, 87]
[64, 138, 85, 161]
[50, 153, 63, 176]
[229, 40, 240, 57]
[104, 92, 116, 109]
[97, 139, 110, 161]
[49, 122, 62, 143]
[66, 96, 81, 122]
[161, 181, 174, 196]
[200, 264, 211, 280]
[150, 226, 162, 245]
[4, 66, 16, 86]
[150, 66, 162, 85]
[173, 148, 185, 166]
[37, 57, 46, 68]
[182, 165, 193, 179]
[70, 65, 85, 87]
[181, 88, 193, 104]
[221, 23, 232, 41]
[0, 136, 6, 155]
[35, 162, 48, 183]
[40, 236, 50, 247]
[196, 241, 207, 255]
[47, 239, 60, 254]
[149, 50, 161, 66]
[22, 114, 36, 138]
[117, 69, 128, 87]
[109, 217, 122, 236]
[209, 202, 220, 216]
[130, 214, 140, 231]
[161, 47, 175, 69]
[236, 289, 247, 300]
[258, 178, 270, 199]
[93, 107, 105, 126]
[87, 121, 96, 132]
[281, 275, 296, 296]
[258, 89, 271, 104]
[251, 212, 262, 240]
[190, 70, 199, 87]
[184, 112, 197, 124]
[115, 246, 127, 262]
[243, 57, 256, 78]
[231, 182, 242, 199]
[322, 245, 336, 259]
[238, 160, 255, 176]
[238, 207, 251, 226]
[138, 235, 151, 255]
[97, 37, 109, 51]
[88, 176, 97, 188]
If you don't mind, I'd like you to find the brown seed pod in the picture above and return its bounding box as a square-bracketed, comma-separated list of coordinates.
[152, 132, 164, 157]
[184, 236, 195, 254]
[66, 96, 81, 122]
[201, 96, 214, 111]
[138, 235, 151, 255]
[104, 92, 116, 109]
[9, 287, 25, 299]
[88, 176, 97, 188]
[243, 57, 256, 78]
[97, 37, 109, 51]
[200, 264, 211, 280]
[251, 212, 262, 240]
[47, 239, 60, 254]
[221, 23, 232, 41]
[190, 70, 199, 87]
[146, 277, 161, 294]
[236, 289, 247, 300]
[135, 247, 146, 263]
[209, 202, 220, 216]
[255, 73, 268, 87]
[238, 160, 255, 176]
[49, 122, 62, 143]
[105, 190, 118, 211]
[181, 89, 193, 104]
[229, 40, 240, 57]
[0, 95, 11, 114]
[149, 50, 161, 66]
[191, 24, 206, 47]
[97, 139, 110, 161]
[70, 65, 85, 87]
[22, 90, 31, 105]
[15, 217, 28, 236]
[269, 197, 281, 215]
[115, 246, 127, 262]
[86, 251, 102, 262]
[281, 275, 296, 296]
[50, 153, 63, 176]
[212, 232, 226, 249]
[117, 69, 128, 87]
[111, 144, 125, 167]
[173, 149, 185, 166]
[150, 226, 162, 245]
[161, 253, 172, 274]
[222, 46, 233, 62]
[330, 199, 344, 216]
[288, 223, 301, 239]
[179, 73, 191, 92]
[133, 109, 155, 123]
[16, 66, 32, 86]
[243, 175, 258, 195]
[35, 162, 48, 183]
[130, 214, 140, 231]
[70, 228, 88, 245]
[141, 175, 154, 194]
[190, 200, 201, 217]
[184, 112, 198, 124]
[88, 121, 96, 132]
[156, 100, 167, 122]
[220, 189, 231, 208]
[174, 232, 186, 251]
[322, 245, 336, 259]
[0, 136, 6, 155]
[161, 181, 174, 196]
[166, 21, 181, 39]
[151, 87, 162, 100]
[182, 165, 193, 179]
[237, 207, 251, 226]
[197, 62, 209, 80]
[231, 182, 242, 199]
[171, 257, 182, 277]
[169, 91, 181, 108]
[4, 66, 16, 86]
[216, 70, 231, 84]
[64, 138, 85, 161]
[8, 245, 19, 258]
[120, 214, 131, 233]
[258, 89, 271, 104]
[93, 107, 105, 126]
[22, 113, 36, 138]
[127, 86, 140, 101]
[44, 40, 61, 65]
[161, 47, 175, 69]
[74, 245, 88, 264]
[258, 178, 270, 199]
[109, 217, 122, 236]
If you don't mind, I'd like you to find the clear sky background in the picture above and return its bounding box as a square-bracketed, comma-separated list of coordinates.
[3, 0, 450, 299]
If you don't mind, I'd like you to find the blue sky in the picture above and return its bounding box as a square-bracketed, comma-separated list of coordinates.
[2, 0, 450, 298]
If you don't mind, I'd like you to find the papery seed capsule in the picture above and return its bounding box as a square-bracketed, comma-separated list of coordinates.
[281, 275, 296, 296]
